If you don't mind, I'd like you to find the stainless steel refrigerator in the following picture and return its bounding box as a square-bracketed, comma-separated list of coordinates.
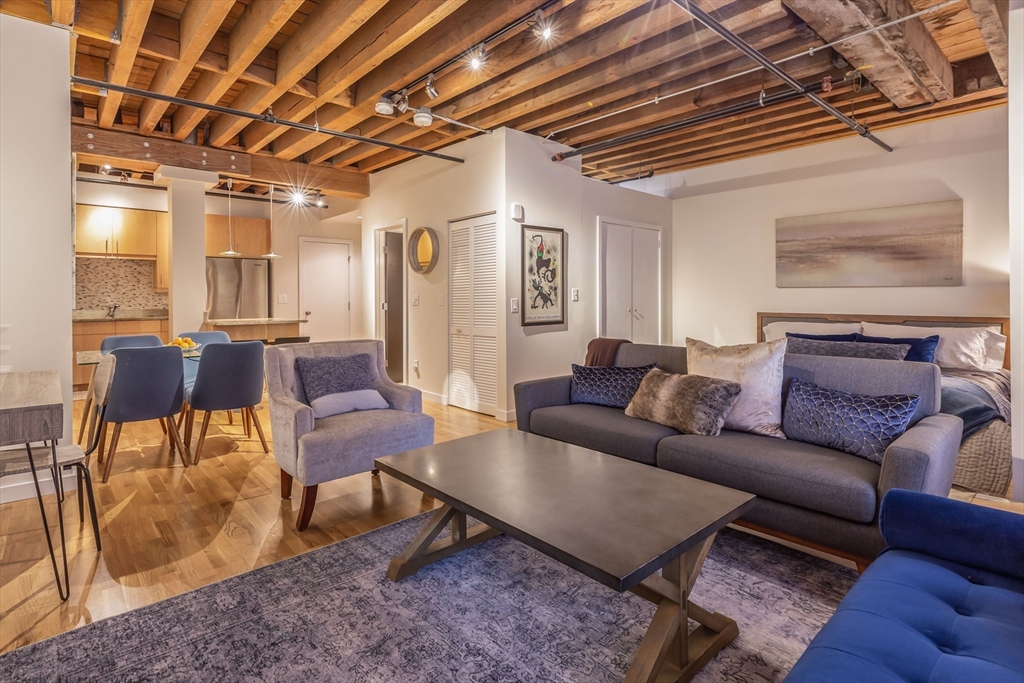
[206, 257, 270, 320]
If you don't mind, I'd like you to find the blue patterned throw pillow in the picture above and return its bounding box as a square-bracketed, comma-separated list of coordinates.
[782, 377, 920, 463]
[570, 364, 655, 409]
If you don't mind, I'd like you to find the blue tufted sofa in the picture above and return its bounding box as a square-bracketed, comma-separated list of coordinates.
[785, 489, 1024, 683]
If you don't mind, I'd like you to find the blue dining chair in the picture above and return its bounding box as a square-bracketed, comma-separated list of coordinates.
[186, 341, 268, 463]
[99, 334, 162, 352]
[174, 330, 234, 427]
[99, 346, 189, 482]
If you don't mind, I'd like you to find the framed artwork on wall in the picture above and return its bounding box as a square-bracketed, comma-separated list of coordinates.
[522, 225, 565, 326]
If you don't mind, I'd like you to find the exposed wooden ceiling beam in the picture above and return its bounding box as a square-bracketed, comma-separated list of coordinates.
[47, 0, 76, 26]
[171, 0, 305, 140]
[137, 0, 234, 135]
[207, 0, 389, 148]
[964, 0, 1008, 85]
[261, 0, 546, 161]
[70, 124, 369, 198]
[782, 0, 953, 108]
[97, 0, 155, 129]
[239, 0, 468, 155]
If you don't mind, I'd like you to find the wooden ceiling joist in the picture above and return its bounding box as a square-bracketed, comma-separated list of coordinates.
[47, 0, 76, 27]
[97, 0, 156, 129]
[782, 0, 953, 108]
[963, 0, 1009, 85]
[71, 124, 369, 199]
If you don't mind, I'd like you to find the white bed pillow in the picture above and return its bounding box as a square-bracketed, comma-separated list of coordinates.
[762, 321, 861, 342]
[860, 322, 1006, 371]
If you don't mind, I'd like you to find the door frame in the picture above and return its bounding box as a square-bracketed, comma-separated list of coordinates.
[298, 235, 353, 341]
[596, 216, 663, 342]
[374, 220, 408, 383]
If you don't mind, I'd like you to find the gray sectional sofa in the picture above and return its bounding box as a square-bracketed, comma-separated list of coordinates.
[514, 344, 963, 563]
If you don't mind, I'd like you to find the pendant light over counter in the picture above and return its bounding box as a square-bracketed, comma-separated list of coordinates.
[219, 178, 241, 257]
[261, 184, 281, 259]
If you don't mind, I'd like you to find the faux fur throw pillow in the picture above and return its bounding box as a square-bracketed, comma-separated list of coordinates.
[686, 337, 788, 439]
[625, 369, 742, 436]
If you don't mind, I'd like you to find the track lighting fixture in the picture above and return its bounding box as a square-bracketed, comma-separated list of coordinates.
[100, 163, 111, 175]
[469, 44, 486, 70]
[533, 11, 554, 41]
[413, 107, 434, 127]
[290, 189, 306, 205]
[395, 89, 410, 114]
[375, 94, 395, 116]
[425, 73, 439, 100]
[315, 192, 325, 208]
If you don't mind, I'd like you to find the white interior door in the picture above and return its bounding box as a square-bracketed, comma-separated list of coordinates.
[602, 223, 634, 340]
[299, 238, 350, 342]
[449, 216, 497, 416]
[630, 227, 661, 344]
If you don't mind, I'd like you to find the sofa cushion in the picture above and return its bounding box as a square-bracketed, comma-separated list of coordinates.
[297, 409, 434, 485]
[530, 404, 679, 465]
[625, 369, 740, 436]
[657, 431, 880, 523]
[784, 549, 1024, 683]
[786, 337, 910, 361]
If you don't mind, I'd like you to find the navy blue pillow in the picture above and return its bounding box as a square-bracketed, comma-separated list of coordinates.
[570, 364, 655, 409]
[786, 332, 858, 342]
[855, 333, 939, 363]
[782, 377, 920, 463]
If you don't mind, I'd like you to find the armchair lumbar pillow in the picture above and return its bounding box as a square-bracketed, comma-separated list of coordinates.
[265, 340, 434, 531]
[295, 354, 389, 418]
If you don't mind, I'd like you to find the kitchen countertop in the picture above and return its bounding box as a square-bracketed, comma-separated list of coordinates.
[73, 308, 169, 322]
[204, 318, 308, 326]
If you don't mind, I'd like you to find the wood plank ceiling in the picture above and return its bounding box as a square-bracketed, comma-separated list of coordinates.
[3, 0, 1008, 189]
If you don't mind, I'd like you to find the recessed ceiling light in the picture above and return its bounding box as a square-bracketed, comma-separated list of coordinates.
[413, 107, 434, 127]
[375, 95, 395, 116]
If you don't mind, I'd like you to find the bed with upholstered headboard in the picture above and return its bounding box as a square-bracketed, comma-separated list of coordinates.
[757, 312, 1012, 497]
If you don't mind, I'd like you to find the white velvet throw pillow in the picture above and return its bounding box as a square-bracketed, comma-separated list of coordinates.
[686, 337, 788, 439]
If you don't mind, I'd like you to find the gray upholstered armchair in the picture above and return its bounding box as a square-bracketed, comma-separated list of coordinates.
[264, 340, 434, 530]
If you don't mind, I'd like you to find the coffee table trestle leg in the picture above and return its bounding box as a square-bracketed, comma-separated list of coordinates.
[626, 533, 737, 683]
[386, 504, 502, 582]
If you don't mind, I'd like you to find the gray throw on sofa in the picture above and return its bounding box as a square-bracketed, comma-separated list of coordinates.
[514, 344, 963, 561]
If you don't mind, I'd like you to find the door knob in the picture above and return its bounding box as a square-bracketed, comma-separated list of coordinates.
[305, 310, 312, 316]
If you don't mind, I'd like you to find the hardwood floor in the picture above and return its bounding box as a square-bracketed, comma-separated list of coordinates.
[0, 399, 510, 654]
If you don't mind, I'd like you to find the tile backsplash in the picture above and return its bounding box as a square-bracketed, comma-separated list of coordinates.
[76, 258, 169, 309]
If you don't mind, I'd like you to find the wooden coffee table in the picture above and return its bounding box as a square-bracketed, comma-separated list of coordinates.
[375, 429, 756, 682]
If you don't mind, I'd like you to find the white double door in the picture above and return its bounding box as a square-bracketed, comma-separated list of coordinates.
[448, 215, 498, 416]
[601, 221, 661, 344]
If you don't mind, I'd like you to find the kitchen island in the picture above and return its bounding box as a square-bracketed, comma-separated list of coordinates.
[201, 318, 307, 342]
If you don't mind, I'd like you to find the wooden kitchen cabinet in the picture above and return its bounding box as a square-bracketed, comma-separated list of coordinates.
[205, 215, 270, 258]
[75, 204, 159, 259]
[155, 212, 169, 292]
[72, 319, 168, 388]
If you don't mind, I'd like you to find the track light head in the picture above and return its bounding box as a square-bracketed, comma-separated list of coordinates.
[425, 73, 439, 100]
[533, 11, 555, 41]
[315, 192, 325, 208]
[290, 189, 305, 205]
[375, 94, 395, 116]
[392, 89, 409, 114]
[413, 107, 434, 128]
[469, 44, 486, 70]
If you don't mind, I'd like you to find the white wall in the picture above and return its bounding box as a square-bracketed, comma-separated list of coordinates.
[360, 128, 672, 416]
[1009, 0, 1023, 501]
[648, 108, 1009, 345]
[0, 15, 74, 498]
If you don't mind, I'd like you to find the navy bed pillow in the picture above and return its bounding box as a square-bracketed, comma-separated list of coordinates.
[786, 332, 858, 342]
[855, 333, 940, 363]
[570, 364, 655, 409]
[782, 377, 920, 463]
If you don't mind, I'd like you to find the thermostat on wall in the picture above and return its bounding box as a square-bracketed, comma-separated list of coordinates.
[510, 203, 524, 222]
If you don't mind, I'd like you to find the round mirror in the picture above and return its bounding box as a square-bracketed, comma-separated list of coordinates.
[408, 227, 439, 274]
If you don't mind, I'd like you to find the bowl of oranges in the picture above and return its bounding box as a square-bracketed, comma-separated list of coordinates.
[169, 336, 199, 352]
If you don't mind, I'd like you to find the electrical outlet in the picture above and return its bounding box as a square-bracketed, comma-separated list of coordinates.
[412, 294, 420, 306]
[438, 293, 444, 306]
[510, 298, 519, 313]
[277, 294, 288, 304]
[571, 288, 579, 302]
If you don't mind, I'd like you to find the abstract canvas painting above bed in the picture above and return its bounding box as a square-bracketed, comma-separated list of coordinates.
[759, 312, 1012, 498]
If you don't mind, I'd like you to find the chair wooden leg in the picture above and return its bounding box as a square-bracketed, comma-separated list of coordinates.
[184, 406, 195, 451]
[249, 406, 269, 453]
[101, 423, 123, 483]
[297, 485, 318, 531]
[166, 417, 190, 469]
[77, 395, 93, 445]
[176, 405, 186, 429]
[243, 407, 252, 438]
[158, 417, 168, 434]
[97, 421, 109, 465]
[193, 412, 212, 465]
[281, 470, 293, 499]
[226, 409, 233, 425]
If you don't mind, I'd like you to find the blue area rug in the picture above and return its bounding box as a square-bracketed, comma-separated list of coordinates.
[0, 515, 857, 682]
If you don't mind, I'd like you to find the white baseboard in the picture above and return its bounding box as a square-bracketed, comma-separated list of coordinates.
[495, 408, 516, 423]
[421, 390, 448, 405]
[0, 468, 79, 504]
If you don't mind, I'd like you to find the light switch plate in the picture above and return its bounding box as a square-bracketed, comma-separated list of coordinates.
[571, 288, 579, 302]
[438, 293, 444, 306]
[412, 294, 420, 306]
[277, 294, 288, 303]
[510, 298, 519, 313]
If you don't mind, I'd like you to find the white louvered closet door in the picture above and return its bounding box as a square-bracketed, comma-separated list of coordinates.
[448, 216, 498, 416]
